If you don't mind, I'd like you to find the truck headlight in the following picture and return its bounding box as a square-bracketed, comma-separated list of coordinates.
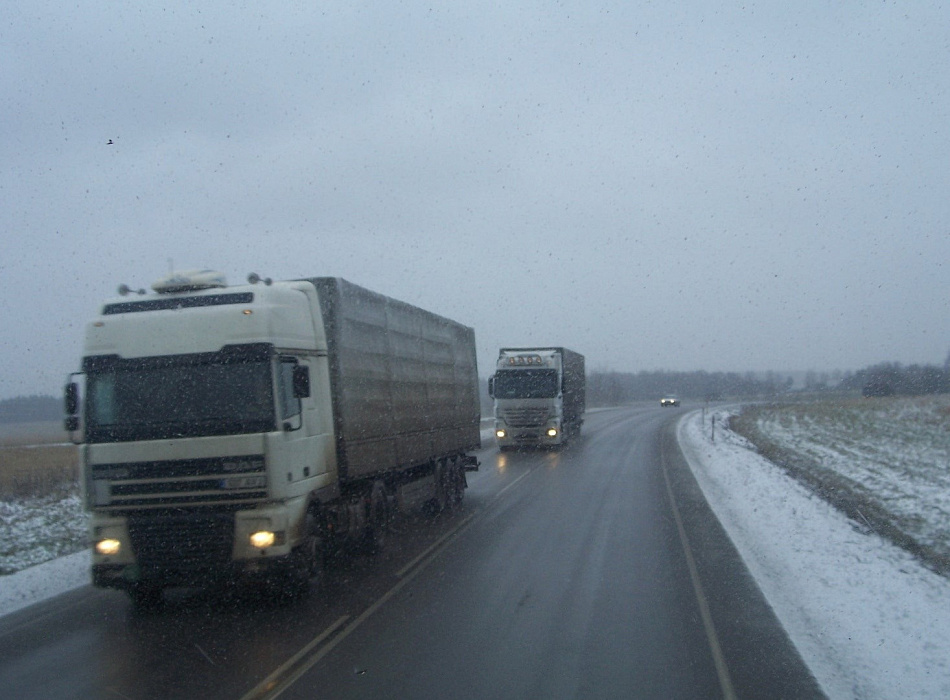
[495, 429, 507, 438]
[250, 531, 276, 548]
[95, 539, 122, 556]
[546, 428, 558, 437]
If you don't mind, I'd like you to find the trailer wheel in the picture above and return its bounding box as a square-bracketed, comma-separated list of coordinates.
[360, 482, 389, 555]
[445, 459, 465, 510]
[423, 461, 446, 516]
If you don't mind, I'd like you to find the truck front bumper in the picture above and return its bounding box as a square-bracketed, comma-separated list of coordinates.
[88, 499, 311, 590]
[494, 422, 563, 448]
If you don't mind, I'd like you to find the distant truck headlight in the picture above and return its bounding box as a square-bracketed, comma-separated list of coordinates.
[95, 538, 122, 556]
[495, 429, 507, 438]
[546, 428, 558, 437]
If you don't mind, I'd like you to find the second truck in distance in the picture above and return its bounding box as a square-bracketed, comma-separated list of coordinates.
[488, 347, 585, 450]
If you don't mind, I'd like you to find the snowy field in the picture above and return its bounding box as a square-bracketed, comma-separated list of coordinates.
[680, 402, 950, 699]
[732, 396, 950, 571]
[3, 409, 950, 698]
[0, 489, 85, 575]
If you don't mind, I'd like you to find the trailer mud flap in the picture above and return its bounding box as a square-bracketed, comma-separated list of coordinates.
[461, 455, 480, 472]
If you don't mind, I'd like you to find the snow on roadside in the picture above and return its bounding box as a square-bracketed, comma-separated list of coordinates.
[0, 491, 86, 574]
[678, 409, 950, 699]
[0, 549, 90, 618]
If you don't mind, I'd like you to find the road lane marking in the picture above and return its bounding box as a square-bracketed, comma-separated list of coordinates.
[255, 529, 467, 700]
[395, 467, 533, 578]
[239, 615, 350, 700]
[395, 510, 478, 578]
[661, 438, 738, 700]
[491, 467, 534, 501]
[244, 464, 538, 699]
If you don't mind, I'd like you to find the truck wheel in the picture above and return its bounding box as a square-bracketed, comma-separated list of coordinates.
[425, 460, 448, 515]
[360, 483, 389, 555]
[274, 511, 323, 599]
[447, 460, 465, 509]
[297, 512, 324, 582]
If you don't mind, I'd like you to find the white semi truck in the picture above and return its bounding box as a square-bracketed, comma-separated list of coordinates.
[65, 270, 480, 606]
[488, 347, 585, 450]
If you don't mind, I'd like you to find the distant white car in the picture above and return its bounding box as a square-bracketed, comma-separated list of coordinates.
[660, 395, 680, 407]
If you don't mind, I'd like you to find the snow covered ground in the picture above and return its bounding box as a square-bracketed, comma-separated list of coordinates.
[679, 407, 950, 699]
[737, 397, 950, 565]
[0, 490, 86, 574]
[4, 412, 950, 698]
[0, 549, 90, 617]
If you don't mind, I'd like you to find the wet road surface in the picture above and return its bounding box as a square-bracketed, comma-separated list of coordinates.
[0, 407, 823, 699]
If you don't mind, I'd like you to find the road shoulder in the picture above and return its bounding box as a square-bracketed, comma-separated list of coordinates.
[665, 413, 827, 699]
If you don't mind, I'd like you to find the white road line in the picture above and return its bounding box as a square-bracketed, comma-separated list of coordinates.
[260, 526, 472, 700]
[239, 615, 350, 700]
[395, 510, 478, 578]
[246, 464, 539, 699]
[661, 435, 738, 700]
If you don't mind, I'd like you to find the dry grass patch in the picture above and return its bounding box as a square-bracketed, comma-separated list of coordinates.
[0, 445, 78, 499]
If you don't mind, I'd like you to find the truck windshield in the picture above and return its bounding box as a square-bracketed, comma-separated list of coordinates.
[493, 369, 559, 399]
[84, 358, 275, 442]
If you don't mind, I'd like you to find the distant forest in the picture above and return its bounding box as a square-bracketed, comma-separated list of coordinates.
[3, 356, 948, 423]
[0, 394, 62, 424]
[585, 370, 793, 404]
[838, 361, 950, 398]
[586, 356, 950, 404]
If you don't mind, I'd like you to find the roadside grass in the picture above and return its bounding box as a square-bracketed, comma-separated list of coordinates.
[731, 395, 950, 576]
[0, 445, 78, 499]
[0, 426, 85, 575]
[0, 420, 69, 447]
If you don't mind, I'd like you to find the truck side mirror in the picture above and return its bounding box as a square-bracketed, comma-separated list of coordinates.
[292, 365, 311, 399]
[487, 375, 495, 398]
[65, 382, 79, 415]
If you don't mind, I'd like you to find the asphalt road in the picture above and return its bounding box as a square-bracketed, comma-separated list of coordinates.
[0, 407, 824, 699]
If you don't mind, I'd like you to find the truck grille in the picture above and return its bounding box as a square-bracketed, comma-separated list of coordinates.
[501, 408, 550, 427]
[90, 455, 267, 509]
[128, 511, 234, 572]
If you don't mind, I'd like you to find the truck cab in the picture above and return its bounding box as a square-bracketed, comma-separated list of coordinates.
[66, 271, 336, 602]
[488, 347, 584, 450]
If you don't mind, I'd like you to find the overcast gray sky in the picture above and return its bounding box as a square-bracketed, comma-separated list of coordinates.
[2, 1, 949, 398]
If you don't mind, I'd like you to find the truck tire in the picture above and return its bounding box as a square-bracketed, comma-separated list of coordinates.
[273, 510, 323, 599]
[298, 511, 324, 579]
[425, 460, 448, 515]
[360, 482, 389, 555]
[445, 458, 465, 510]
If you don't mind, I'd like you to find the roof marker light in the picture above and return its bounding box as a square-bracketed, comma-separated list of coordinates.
[247, 273, 273, 285]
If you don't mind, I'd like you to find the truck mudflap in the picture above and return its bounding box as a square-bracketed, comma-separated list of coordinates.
[460, 455, 480, 471]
